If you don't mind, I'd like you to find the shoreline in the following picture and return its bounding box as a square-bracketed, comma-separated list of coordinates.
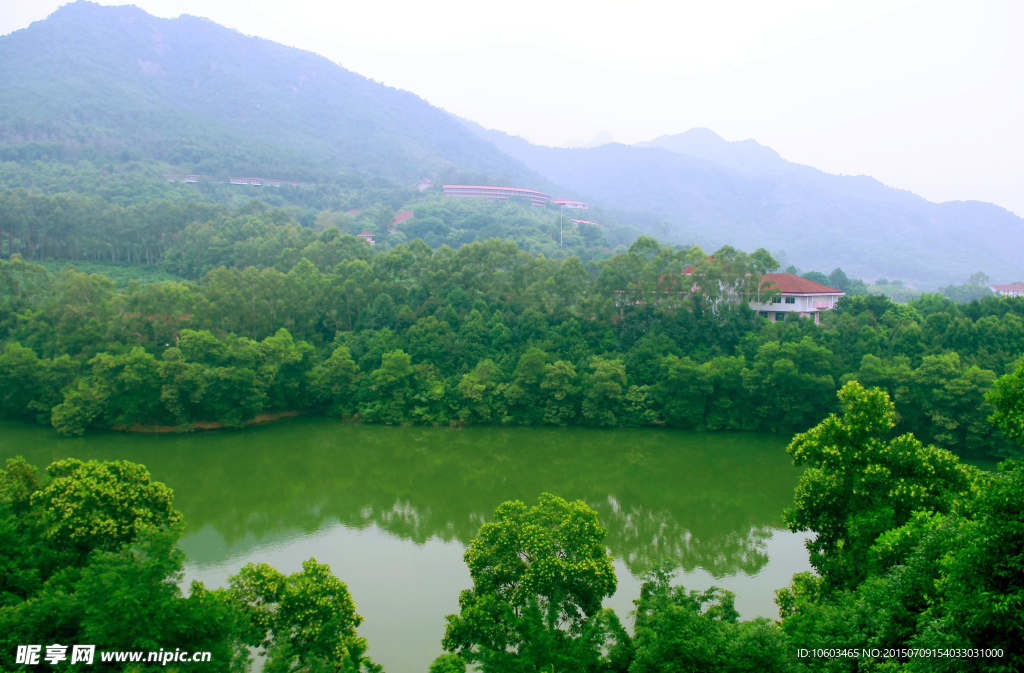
[120, 410, 305, 433]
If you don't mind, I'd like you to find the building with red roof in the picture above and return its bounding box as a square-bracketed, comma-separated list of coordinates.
[228, 176, 304, 187]
[990, 283, 1024, 297]
[682, 265, 843, 323]
[356, 231, 376, 246]
[392, 210, 414, 226]
[443, 184, 551, 207]
[750, 273, 844, 324]
[551, 199, 589, 210]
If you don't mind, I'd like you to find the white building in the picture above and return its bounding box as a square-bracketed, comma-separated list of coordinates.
[990, 283, 1024, 297]
[748, 273, 845, 325]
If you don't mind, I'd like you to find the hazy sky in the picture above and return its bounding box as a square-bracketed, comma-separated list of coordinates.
[3, 0, 1022, 215]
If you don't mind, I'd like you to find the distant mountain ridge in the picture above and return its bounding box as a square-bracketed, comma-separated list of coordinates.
[1, 2, 1021, 288]
[0, 1, 550, 188]
[637, 128, 794, 176]
[464, 123, 1024, 288]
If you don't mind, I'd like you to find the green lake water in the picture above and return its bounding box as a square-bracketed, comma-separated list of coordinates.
[0, 418, 813, 673]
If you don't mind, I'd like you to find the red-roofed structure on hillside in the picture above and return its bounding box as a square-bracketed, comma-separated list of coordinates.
[551, 199, 589, 210]
[990, 283, 1024, 297]
[681, 265, 843, 324]
[751, 273, 844, 324]
[443, 184, 551, 207]
[164, 174, 207, 183]
[392, 210, 414, 226]
[356, 231, 376, 246]
[229, 176, 304, 187]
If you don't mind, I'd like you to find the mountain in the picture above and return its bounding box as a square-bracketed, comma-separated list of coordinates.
[636, 128, 793, 175]
[2, 3, 1021, 288]
[0, 1, 548, 188]
[465, 124, 1024, 288]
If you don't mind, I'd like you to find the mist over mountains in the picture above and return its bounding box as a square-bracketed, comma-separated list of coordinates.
[1, 1, 1021, 288]
[466, 124, 1024, 288]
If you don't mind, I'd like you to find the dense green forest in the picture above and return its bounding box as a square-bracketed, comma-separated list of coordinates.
[3, 380, 1022, 671]
[2, 216, 1023, 459]
[0, 182, 634, 268]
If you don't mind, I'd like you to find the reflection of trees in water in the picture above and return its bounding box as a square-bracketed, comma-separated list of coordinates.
[595, 497, 774, 577]
[4, 419, 800, 578]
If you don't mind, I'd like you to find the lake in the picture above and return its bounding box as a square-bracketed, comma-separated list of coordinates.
[0, 418, 813, 673]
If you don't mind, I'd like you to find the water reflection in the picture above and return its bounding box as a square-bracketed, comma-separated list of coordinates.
[2, 420, 800, 576]
[1, 419, 812, 673]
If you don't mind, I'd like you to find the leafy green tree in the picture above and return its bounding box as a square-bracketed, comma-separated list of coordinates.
[624, 333, 680, 388]
[410, 362, 449, 424]
[898, 352, 1001, 457]
[32, 458, 181, 557]
[429, 653, 467, 673]
[777, 461, 1022, 673]
[78, 347, 166, 429]
[457, 359, 507, 423]
[0, 458, 239, 669]
[442, 493, 624, 672]
[784, 381, 974, 589]
[504, 347, 548, 423]
[309, 345, 360, 416]
[987, 357, 1024, 455]
[657, 356, 712, 429]
[50, 376, 109, 435]
[901, 460, 1024, 671]
[72, 527, 242, 666]
[541, 360, 581, 425]
[631, 568, 790, 673]
[168, 329, 270, 428]
[705, 356, 747, 431]
[360, 349, 415, 423]
[257, 328, 316, 412]
[742, 338, 836, 432]
[230, 558, 382, 673]
[0, 343, 76, 423]
[582, 357, 627, 426]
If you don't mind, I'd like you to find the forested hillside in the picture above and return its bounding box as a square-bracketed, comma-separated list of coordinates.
[0, 1, 548, 187]
[466, 123, 1024, 289]
[4, 2, 1019, 295]
[0, 189, 634, 272]
[2, 229, 1021, 460]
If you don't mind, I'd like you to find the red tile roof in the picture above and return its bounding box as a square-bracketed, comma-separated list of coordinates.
[392, 210, 414, 225]
[443, 185, 547, 194]
[991, 283, 1024, 291]
[762, 273, 843, 294]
